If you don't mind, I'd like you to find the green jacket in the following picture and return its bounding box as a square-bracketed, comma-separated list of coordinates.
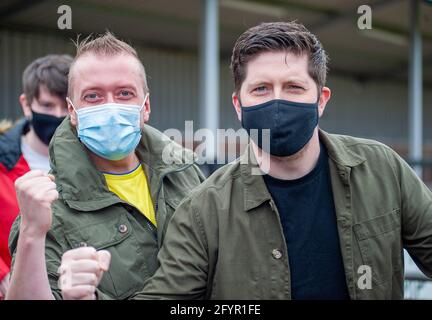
[135, 129, 432, 300]
[9, 118, 205, 300]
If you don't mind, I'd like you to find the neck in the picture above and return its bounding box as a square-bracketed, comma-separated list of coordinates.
[23, 128, 49, 157]
[253, 128, 321, 180]
[88, 150, 140, 174]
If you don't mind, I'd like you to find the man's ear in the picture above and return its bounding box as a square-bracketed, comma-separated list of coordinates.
[19, 94, 32, 118]
[232, 92, 242, 122]
[142, 94, 151, 124]
[67, 98, 77, 127]
[318, 86, 331, 118]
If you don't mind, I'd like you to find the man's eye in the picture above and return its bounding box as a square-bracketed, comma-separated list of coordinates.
[253, 86, 268, 93]
[287, 85, 304, 90]
[85, 93, 99, 100]
[119, 90, 133, 97]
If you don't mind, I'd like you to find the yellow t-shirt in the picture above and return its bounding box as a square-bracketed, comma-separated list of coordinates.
[103, 164, 157, 227]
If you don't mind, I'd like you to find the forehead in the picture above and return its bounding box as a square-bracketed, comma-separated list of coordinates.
[71, 53, 142, 92]
[37, 85, 61, 99]
[32, 85, 67, 108]
[244, 51, 310, 81]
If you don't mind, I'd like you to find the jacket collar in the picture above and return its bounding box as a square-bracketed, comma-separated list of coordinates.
[240, 128, 366, 212]
[0, 118, 30, 170]
[50, 117, 195, 212]
[240, 145, 273, 212]
[318, 129, 366, 168]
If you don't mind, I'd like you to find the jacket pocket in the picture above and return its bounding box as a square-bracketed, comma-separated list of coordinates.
[353, 209, 402, 286]
[64, 213, 133, 249]
[63, 213, 142, 299]
[210, 262, 260, 299]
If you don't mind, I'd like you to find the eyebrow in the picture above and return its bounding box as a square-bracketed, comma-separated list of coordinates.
[80, 86, 103, 94]
[37, 100, 55, 105]
[116, 86, 138, 91]
[80, 84, 138, 94]
[247, 78, 309, 87]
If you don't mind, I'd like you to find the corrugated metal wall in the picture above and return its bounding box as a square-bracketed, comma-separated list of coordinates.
[1, 28, 431, 146]
[138, 48, 201, 130]
[0, 30, 74, 119]
[0, 29, 236, 133]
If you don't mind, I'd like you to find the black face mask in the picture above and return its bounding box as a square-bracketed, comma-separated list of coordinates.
[241, 99, 319, 157]
[30, 110, 65, 146]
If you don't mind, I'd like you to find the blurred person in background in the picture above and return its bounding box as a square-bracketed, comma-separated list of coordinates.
[0, 54, 71, 299]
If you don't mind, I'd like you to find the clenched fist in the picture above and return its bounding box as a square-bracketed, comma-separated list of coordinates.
[14, 170, 58, 237]
[58, 247, 111, 300]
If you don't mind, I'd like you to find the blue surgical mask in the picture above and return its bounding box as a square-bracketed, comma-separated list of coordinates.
[67, 95, 148, 161]
[241, 99, 319, 157]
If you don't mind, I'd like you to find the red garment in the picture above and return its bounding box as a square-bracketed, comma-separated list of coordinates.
[0, 119, 30, 281]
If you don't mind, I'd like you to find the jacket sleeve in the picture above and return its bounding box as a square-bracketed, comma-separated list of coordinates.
[387, 148, 432, 277]
[0, 256, 9, 281]
[9, 213, 65, 299]
[132, 194, 210, 300]
[0, 170, 19, 281]
[8, 202, 116, 300]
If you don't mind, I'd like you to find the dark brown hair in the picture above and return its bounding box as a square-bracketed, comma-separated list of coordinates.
[22, 54, 73, 103]
[230, 21, 329, 93]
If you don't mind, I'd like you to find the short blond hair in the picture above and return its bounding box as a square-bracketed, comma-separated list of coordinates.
[68, 31, 149, 97]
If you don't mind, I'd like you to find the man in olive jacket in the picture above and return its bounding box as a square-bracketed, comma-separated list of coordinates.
[67, 22, 432, 299]
[6, 32, 204, 300]
[134, 22, 432, 300]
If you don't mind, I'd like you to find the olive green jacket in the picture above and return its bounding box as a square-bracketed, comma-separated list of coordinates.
[135, 129, 432, 300]
[9, 118, 205, 300]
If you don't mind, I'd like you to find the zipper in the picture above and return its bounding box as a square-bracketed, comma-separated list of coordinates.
[123, 202, 157, 239]
[145, 219, 157, 235]
[119, 162, 194, 240]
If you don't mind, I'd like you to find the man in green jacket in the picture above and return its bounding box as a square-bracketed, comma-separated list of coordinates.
[52, 22, 432, 299]
[133, 22, 432, 300]
[6, 32, 205, 300]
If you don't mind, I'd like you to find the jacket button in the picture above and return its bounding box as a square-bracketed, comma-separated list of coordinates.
[272, 249, 283, 259]
[118, 224, 128, 234]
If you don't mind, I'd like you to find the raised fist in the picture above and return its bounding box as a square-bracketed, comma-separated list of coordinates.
[59, 247, 111, 300]
[14, 170, 58, 237]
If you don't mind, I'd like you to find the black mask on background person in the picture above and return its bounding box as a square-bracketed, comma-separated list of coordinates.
[241, 99, 319, 157]
[30, 109, 65, 146]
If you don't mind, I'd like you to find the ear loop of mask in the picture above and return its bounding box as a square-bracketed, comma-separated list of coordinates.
[140, 93, 149, 111]
[66, 97, 77, 113]
[66, 97, 82, 132]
